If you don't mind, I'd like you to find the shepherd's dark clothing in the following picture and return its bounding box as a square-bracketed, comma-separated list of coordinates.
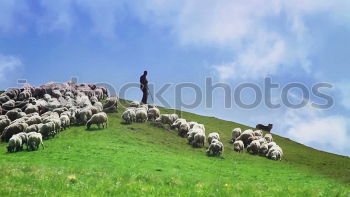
[140, 74, 148, 104]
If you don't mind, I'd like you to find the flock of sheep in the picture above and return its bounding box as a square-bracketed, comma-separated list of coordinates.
[0, 81, 283, 160]
[0, 82, 116, 152]
[122, 101, 283, 160]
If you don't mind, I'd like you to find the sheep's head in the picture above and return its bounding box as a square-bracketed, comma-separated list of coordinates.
[268, 124, 273, 129]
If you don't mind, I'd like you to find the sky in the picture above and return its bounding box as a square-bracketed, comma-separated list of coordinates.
[0, 0, 350, 156]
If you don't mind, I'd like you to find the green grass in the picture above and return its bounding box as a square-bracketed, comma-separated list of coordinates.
[0, 99, 349, 196]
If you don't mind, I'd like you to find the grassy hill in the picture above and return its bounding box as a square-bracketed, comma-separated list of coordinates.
[0, 99, 349, 196]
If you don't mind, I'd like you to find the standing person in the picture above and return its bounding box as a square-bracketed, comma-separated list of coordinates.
[140, 71, 148, 104]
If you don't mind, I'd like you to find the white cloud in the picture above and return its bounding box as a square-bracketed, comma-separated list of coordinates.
[0, 53, 22, 81]
[283, 104, 350, 155]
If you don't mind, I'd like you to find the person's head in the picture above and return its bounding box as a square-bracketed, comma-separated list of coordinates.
[144, 71, 148, 76]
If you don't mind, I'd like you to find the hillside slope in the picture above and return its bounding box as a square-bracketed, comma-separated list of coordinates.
[0, 99, 349, 196]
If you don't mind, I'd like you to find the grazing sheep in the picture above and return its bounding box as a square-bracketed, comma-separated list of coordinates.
[206, 139, 224, 156]
[236, 129, 254, 147]
[16, 132, 28, 148]
[267, 142, 277, 149]
[77, 107, 93, 125]
[2, 100, 16, 110]
[60, 115, 70, 130]
[7, 134, 22, 152]
[86, 112, 108, 129]
[25, 103, 39, 114]
[25, 124, 40, 133]
[259, 143, 269, 156]
[188, 121, 198, 129]
[0, 95, 10, 104]
[51, 89, 62, 98]
[27, 132, 44, 151]
[155, 114, 177, 126]
[233, 140, 244, 152]
[40, 122, 56, 138]
[178, 122, 190, 137]
[147, 104, 156, 109]
[192, 131, 206, 148]
[53, 107, 69, 116]
[247, 136, 262, 146]
[0, 118, 11, 134]
[93, 102, 103, 112]
[103, 97, 118, 113]
[26, 115, 42, 126]
[147, 107, 160, 121]
[136, 109, 148, 123]
[247, 140, 261, 154]
[187, 129, 199, 144]
[129, 101, 140, 108]
[231, 128, 242, 143]
[266, 145, 283, 160]
[256, 123, 273, 132]
[43, 94, 51, 101]
[207, 132, 220, 144]
[6, 108, 23, 121]
[258, 137, 267, 146]
[122, 109, 136, 124]
[264, 134, 273, 143]
[171, 118, 187, 130]
[18, 90, 31, 101]
[192, 123, 205, 133]
[1, 122, 28, 142]
[253, 130, 263, 137]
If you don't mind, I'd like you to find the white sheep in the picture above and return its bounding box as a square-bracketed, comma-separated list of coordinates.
[206, 139, 224, 156]
[247, 140, 261, 154]
[122, 109, 136, 124]
[6, 108, 23, 121]
[236, 129, 254, 147]
[155, 114, 176, 126]
[266, 145, 283, 160]
[135, 109, 148, 123]
[264, 134, 273, 143]
[188, 121, 198, 129]
[192, 123, 205, 133]
[86, 112, 108, 129]
[1, 122, 28, 142]
[25, 103, 39, 114]
[60, 115, 70, 130]
[129, 101, 140, 108]
[233, 140, 244, 152]
[40, 121, 56, 138]
[231, 128, 242, 143]
[7, 134, 22, 152]
[0, 118, 11, 134]
[253, 130, 263, 137]
[171, 118, 187, 130]
[192, 131, 206, 148]
[27, 132, 44, 151]
[207, 132, 220, 144]
[77, 107, 93, 125]
[267, 142, 277, 149]
[178, 122, 190, 137]
[187, 128, 202, 144]
[259, 143, 269, 156]
[147, 107, 160, 121]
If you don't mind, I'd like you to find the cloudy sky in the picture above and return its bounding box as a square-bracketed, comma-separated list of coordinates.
[1, 0, 350, 156]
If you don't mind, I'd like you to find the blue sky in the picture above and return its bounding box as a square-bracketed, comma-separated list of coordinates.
[0, 0, 350, 156]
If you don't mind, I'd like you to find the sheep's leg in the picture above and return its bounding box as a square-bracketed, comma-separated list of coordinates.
[41, 142, 45, 150]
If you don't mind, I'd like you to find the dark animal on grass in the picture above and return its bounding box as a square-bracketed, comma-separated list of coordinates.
[256, 124, 273, 132]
